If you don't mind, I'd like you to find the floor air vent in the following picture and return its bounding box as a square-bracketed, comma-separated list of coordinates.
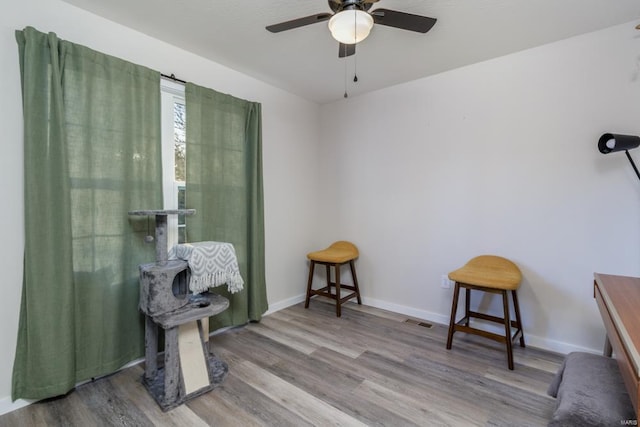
[404, 319, 433, 328]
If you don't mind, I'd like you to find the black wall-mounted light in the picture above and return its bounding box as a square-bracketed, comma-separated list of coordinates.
[598, 133, 640, 182]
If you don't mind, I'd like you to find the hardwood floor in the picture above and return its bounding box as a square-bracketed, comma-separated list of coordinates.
[0, 299, 564, 426]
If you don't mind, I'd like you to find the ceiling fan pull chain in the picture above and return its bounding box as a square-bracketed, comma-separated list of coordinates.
[353, 8, 358, 83]
[354, 53, 358, 83]
[343, 50, 348, 98]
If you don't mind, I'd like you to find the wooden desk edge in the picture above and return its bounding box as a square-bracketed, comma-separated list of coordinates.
[594, 273, 640, 419]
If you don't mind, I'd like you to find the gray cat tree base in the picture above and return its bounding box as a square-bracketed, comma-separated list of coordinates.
[129, 209, 230, 411]
[143, 292, 229, 411]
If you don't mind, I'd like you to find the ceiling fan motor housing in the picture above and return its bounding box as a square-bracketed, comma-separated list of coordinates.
[329, 0, 375, 13]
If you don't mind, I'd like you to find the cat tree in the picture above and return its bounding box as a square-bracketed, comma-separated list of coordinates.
[129, 209, 229, 411]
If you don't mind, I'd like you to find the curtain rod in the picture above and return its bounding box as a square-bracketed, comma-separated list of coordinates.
[161, 73, 186, 84]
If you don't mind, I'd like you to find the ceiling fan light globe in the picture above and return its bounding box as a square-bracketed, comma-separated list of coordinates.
[328, 10, 374, 44]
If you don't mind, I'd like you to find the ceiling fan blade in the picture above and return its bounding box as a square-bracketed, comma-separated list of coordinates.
[371, 8, 437, 33]
[266, 13, 332, 33]
[338, 43, 355, 58]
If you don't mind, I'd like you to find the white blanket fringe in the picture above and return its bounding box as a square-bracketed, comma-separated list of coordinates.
[168, 241, 244, 294]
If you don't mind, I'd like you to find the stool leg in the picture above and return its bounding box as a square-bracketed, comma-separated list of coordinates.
[446, 282, 461, 349]
[335, 263, 342, 317]
[502, 289, 514, 370]
[349, 260, 362, 304]
[464, 287, 471, 326]
[325, 264, 332, 296]
[511, 290, 525, 347]
[305, 260, 316, 308]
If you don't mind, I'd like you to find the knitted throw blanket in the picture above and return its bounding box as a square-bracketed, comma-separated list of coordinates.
[168, 241, 244, 294]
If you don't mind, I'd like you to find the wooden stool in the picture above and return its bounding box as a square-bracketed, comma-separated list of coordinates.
[305, 241, 362, 317]
[445, 255, 525, 370]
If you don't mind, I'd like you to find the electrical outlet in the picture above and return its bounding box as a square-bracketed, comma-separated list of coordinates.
[440, 274, 451, 289]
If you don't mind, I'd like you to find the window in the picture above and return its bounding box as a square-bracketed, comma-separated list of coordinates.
[174, 101, 187, 243]
[161, 79, 186, 247]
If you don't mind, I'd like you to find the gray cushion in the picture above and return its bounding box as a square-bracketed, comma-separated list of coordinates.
[547, 352, 636, 427]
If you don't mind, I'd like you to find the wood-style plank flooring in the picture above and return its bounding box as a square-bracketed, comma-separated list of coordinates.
[0, 299, 564, 426]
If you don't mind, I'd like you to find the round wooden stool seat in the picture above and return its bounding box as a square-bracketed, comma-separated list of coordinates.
[448, 255, 522, 290]
[307, 241, 359, 264]
[446, 254, 525, 370]
[305, 241, 361, 317]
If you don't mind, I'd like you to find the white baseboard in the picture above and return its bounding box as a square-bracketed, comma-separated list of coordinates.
[0, 397, 33, 416]
[264, 293, 306, 315]
[361, 297, 451, 325]
[360, 297, 599, 356]
[524, 334, 599, 355]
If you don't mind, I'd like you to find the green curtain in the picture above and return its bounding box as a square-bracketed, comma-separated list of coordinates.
[185, 83, 267, 329]
[12, 27, 162, 400]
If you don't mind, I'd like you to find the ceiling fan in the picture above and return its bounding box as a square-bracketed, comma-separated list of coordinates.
[266, 0, 437, 58]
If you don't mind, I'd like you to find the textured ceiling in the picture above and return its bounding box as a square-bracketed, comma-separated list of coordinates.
[61, 0, 640, 104]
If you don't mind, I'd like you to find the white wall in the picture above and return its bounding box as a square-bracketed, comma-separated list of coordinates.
[2, 0, 639, 414]
[0, 0, 322, 410]
[319, 22, 640, 354]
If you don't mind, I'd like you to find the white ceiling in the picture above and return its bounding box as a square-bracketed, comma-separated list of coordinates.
[62, 0, 640, 104]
